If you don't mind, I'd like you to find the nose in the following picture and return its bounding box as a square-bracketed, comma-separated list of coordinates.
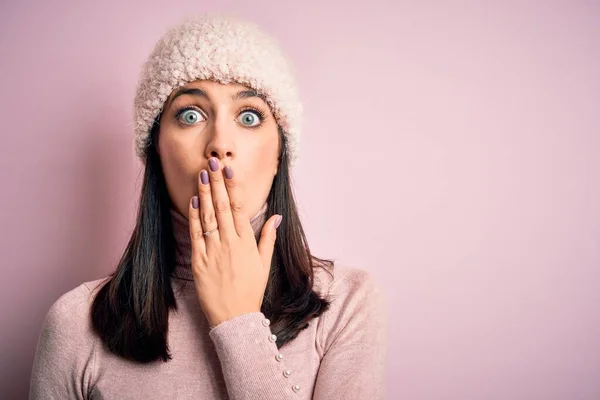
[204, 118, 235, 162]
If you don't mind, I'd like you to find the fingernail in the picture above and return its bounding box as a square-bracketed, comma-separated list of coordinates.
[274, 215, 283, 229]
[224, 165, 233, 179]
[200, 170, 209, 185]
[209, 157, 219, 172]
[192, 196, 199, 209]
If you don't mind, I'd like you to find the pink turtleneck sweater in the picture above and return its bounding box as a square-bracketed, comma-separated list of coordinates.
[29, 207, 388, 399]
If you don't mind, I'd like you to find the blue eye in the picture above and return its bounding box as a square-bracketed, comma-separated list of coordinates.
[238, 110, 262, 127]
[178, 109, 203, 125]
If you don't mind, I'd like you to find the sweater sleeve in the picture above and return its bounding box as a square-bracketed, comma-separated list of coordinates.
[313, 268, 389, 400]
[209, 312, 299, 399]
[208, 267, 388, 400]
[29, 283, 97, 400]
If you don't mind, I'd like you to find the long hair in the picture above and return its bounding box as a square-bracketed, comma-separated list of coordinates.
[90, 116, 332, 363]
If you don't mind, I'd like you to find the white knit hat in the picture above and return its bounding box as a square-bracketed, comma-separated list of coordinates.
[132, 13, 303, 165]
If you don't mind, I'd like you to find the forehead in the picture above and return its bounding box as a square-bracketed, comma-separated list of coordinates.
[165, 79, 270, 111]
[168, 79, 251, 99]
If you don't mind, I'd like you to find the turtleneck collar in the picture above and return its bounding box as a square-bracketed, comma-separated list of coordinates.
[170, 203, 268, 281]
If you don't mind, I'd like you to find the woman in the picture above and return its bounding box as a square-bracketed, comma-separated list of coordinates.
[30, 13, 388, 400]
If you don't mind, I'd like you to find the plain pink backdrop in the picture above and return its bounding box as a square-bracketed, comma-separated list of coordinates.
[1, 1, 599, 399]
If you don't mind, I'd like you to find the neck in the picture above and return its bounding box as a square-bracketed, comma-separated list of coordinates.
[170, 203, 268, 281]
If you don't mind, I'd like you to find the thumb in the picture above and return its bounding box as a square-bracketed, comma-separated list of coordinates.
[257, 214, 282, 268]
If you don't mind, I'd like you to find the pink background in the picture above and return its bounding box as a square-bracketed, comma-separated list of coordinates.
[1, 1, 599, 398]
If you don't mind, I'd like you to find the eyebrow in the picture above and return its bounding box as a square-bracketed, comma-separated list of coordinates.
[168, 87, 268, 107]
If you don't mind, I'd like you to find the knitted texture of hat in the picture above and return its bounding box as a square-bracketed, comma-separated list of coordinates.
[133, 13, 303, 165]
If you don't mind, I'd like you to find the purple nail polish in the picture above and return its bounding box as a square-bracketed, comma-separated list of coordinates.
[200, 170, 209, 185]
[274, 215, 283, 229]
[192, 196, 199, 209]
[209, 158, 219, 172]
[224, 165, 233, 179]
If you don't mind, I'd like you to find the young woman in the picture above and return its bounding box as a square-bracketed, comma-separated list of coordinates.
[30, 13, 388, 400]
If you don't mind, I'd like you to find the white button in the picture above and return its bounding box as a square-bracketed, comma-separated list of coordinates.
[269, 334, 277, 342]
[283, 369, 291, 378]
[262, 318, 271, 327]
[292, 384, 300, 392]
[275, 353, 284, 361]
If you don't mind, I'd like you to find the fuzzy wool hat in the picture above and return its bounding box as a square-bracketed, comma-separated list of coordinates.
[132, 13, 303, 165]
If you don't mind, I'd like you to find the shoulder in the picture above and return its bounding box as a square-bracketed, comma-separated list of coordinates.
[314, 262, 383, 303]
[314, 263, 388, 354]
[40, 277, 110, 349]
[46, 283, 91, 325]
[37, 276, 111, 357]
[30, 278, 109, 398]
[46, 277, 108, 322]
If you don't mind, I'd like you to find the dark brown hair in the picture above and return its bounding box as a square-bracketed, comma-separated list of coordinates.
[89, 116, 332, 363]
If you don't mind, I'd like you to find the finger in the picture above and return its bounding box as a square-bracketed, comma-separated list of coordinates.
[197, 168, 221, 247]
[207, 157, 236, 242]
[188, 195, 207, 264]
[257, 215, 282, 269]
[222, 164, 254, 238]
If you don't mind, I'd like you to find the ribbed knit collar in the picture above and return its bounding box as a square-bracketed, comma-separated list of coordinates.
[170, 203, 268, 281]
